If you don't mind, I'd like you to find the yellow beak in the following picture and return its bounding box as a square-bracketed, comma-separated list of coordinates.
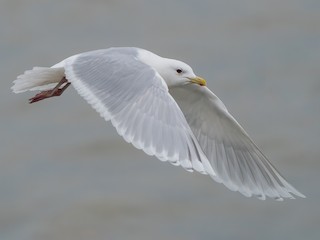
[188, 76, 207, 86]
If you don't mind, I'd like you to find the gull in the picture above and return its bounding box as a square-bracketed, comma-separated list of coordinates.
[11, 47, 305, 200]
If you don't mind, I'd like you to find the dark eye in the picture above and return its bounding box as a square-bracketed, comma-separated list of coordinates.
[176, 69, 182, 74]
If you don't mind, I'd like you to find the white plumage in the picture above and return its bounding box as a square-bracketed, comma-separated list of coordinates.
[12, 47, 305, 200]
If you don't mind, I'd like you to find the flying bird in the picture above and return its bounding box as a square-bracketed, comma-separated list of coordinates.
[11, 47, 305, 200]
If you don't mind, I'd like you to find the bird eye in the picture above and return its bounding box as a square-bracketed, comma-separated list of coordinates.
[176, 69, 182, 74]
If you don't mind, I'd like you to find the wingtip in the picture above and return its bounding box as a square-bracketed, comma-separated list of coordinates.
[293, 191, 306, 199]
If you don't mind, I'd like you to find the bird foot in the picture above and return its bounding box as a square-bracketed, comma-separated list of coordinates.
[29, 78, 70, 104]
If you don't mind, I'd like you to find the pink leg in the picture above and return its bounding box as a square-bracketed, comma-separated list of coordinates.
[29, 77, 71, 104]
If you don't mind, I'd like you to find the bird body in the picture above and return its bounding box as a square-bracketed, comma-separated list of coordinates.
[12, 47, 305, 200]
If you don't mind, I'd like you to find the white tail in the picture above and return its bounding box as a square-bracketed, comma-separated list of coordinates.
[11, 67, 65, 93]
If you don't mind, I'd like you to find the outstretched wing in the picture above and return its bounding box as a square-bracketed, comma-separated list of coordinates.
[170, 84, 305, 200]
[64, 48, 215, 176]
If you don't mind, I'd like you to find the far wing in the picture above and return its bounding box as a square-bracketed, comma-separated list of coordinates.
[64, 49, 215, 176]
[170, 84, 305, 200]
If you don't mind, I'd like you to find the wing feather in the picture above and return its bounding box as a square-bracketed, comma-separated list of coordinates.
[170, 84, 305, 200]
[64, 48, 215, 176]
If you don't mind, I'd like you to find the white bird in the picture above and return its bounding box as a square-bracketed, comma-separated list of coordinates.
[12, 47, 305, 200]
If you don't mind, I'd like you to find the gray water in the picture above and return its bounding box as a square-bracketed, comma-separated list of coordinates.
[1, 0, 320, 239]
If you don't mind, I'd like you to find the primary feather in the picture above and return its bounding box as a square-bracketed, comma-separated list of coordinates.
[170, 85, 305, 200]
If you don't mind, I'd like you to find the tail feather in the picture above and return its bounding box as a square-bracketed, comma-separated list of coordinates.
[12, 67, 65, 93]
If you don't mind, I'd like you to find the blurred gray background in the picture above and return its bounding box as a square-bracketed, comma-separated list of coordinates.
[1, 0, 320, 239]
